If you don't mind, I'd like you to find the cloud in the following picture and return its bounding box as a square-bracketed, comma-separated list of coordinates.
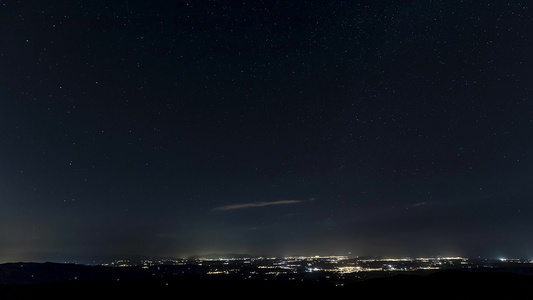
[213, 200, 304, 211]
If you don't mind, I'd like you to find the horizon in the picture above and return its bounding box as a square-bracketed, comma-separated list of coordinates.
[2, 250, 531, 266]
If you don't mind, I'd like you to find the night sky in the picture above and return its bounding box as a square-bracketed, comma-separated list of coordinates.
[1, 1, 532, 263]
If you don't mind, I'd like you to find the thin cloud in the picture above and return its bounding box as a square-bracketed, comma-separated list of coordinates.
[213, 200, 304, 211]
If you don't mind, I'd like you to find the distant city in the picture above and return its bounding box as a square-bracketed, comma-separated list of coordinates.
[96, 255, 533, 284]
[2, 254, 533, 297]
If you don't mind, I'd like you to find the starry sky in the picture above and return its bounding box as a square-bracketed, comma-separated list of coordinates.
[1, 1, 532, 263]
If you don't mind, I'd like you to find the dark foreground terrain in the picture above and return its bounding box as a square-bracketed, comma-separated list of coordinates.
[1, 262, 532, 299]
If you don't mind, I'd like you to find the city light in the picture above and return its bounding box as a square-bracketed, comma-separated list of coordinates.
[97, 255, 533, 284]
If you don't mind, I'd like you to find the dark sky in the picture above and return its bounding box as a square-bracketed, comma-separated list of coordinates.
[1, 1, 532, 263]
